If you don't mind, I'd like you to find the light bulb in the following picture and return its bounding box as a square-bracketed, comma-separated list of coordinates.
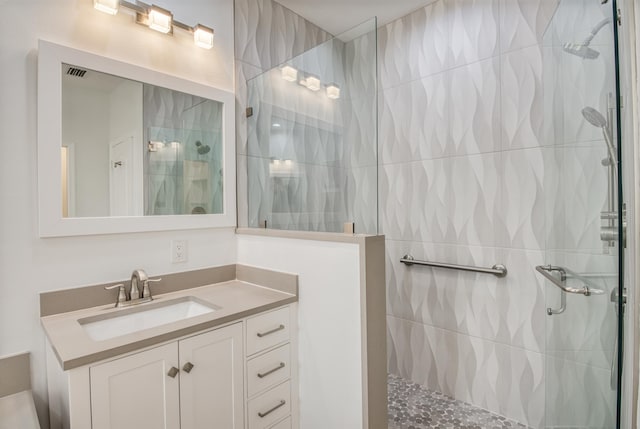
[281, 65, 298, 82]
[193, 24, 214, 49]
[326, 83, 340, 99]
[305, 75, 321, 92]
[148, 5, 173, 34]
[93, 0, 119, 15]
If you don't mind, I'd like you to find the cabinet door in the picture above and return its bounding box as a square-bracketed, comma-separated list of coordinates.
[179, 323, 244, 429]
[90, 343, 180, 429]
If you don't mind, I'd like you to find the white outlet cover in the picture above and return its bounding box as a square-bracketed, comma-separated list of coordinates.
[171, 240, 188, 263]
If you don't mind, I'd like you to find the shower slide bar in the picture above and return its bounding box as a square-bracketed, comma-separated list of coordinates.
[400, 254, 508, 278]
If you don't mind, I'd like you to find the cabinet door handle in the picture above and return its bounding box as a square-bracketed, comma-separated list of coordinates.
[257, 362, 285, 378]
[182, 362, 194, 373]
[258, 400, 286, 418]
[167, 367, 179, 378]
[257, 324, 285, 338]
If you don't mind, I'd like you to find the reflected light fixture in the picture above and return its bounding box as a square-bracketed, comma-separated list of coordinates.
[281, 65, 298, 82]
[326, 83, 340, 100]
[193, 24, 214, 49]
[147, 5, 173, 34]
[94, 0, 119, 15]
[305, 75, 321, 92]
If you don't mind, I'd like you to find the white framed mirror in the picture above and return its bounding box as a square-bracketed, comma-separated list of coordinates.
[37, 40, 236, 237]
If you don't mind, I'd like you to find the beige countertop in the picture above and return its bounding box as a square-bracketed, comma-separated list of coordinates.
[42, 280, 297, 370]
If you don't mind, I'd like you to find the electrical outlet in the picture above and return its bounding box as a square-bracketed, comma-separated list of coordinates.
[172, 240, 187, 263]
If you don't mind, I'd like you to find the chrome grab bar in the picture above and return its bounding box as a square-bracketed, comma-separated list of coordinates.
[400, 255, 507, 278]
[535, 265, 606, 296]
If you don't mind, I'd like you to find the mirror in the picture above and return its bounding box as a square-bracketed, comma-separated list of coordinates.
[62, 65, 223, 217]
[38, 40, 235, 236]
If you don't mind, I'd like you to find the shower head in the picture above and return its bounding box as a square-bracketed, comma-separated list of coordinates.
[582, 106, 617, 164]
[195, 140, 211, 155]
[562, 43, 600, 59]
[582, 106, 608, 128]
[562, 17, 611, 60]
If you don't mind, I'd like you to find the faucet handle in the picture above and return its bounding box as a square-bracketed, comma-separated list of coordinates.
[104, 284, 126, 307]
[142, 278, 162, 299]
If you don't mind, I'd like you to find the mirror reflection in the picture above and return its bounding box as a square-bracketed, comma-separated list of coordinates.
[61, 64, 223, 218]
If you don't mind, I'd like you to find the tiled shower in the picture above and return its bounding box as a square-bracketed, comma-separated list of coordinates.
[235, 0, 623, 427]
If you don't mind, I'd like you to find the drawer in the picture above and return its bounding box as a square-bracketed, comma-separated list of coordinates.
[248, 381, 291, 429]
[246, 307, 290, 355]
[247, 344, 291, 397]
[269, 417, 291, 429]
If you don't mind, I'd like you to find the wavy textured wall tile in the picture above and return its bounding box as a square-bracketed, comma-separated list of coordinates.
[449, 153, 501, 247]
[378, 1, 450, 89]
[379, 72, 450, 165]
[387, 316, 545, 428]
[501, 46, 544, 150]
[450, 58, 501, 156]
[234, 0, 332, 70]
[499, 147, 546, 250]
[500, 0, 559, 53]
[449, 0, 500, 67]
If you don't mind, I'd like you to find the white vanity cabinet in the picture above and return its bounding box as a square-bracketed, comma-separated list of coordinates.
[90, 323, 243, 429]
[46, 304, 297, 429]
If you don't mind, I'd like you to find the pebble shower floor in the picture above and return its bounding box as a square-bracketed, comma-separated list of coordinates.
[387, 375, 529, 429]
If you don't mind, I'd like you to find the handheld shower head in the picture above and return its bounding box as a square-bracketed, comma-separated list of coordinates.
[582, 106, 608, 128]
[582, 106, 617, 164]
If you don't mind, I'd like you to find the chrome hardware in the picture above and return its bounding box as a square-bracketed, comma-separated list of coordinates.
[167, 367, 179, 378]
[547, 289, 567, 315]
[106, 270, 162, 308]
[400, 254, 507, 278]
[258, 400, 286, 418]
[257, 325, 285, 338]
[182, 362, 194, 373]
[257, 362, 285, 378]
[143, 277, 162, 299]
[536, 265, 607, 316]
[535, 265, 606, 297]
[104, 284, 126, 307]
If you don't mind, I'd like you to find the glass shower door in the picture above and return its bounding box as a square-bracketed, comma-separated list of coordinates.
[542, 0, 623, 427]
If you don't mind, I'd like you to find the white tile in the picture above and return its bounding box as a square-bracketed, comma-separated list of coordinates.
[449, 153, 501, 247]
[501, 46, 544, 150]
[500, 0, 559, 52]
[499, 147, 546, 250]
[450, 57, 501, 156]
[449, 0, 500, 67]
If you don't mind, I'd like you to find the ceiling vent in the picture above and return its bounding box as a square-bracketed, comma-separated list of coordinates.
[66, 67, 87, 78]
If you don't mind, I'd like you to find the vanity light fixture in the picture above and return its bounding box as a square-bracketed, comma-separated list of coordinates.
[326, 83, 340, 100]
[92, 0, 215, 49]
[305, 75, 321, 92]
[93, 0, 120, 15]
[281, 65, 298, 82]
[146, 5, 173, 34]
[193, 24, 215, 49]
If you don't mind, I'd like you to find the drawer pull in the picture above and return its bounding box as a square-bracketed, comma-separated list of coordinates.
[167, 367, 179, 378]
[257, 324, 285, 338]
[182, 362, 194, 373]
[257, 362, 285, 378]
[258, 399, 286, 418]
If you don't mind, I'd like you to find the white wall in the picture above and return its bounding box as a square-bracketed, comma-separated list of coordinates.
[62, 84, 111, 217]
[237, 234, 365, 429]
[0, 0, 235, 426]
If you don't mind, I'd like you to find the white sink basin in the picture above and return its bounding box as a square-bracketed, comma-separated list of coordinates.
[79, 297, 219, 341]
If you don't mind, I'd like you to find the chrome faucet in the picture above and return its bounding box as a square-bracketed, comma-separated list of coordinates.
[105, 269, 162, 308]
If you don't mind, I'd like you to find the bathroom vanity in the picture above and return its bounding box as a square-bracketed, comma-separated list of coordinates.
[41, 266, 298, 429]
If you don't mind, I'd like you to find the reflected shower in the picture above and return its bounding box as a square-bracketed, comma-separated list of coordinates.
[563, 17, 611, 59]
